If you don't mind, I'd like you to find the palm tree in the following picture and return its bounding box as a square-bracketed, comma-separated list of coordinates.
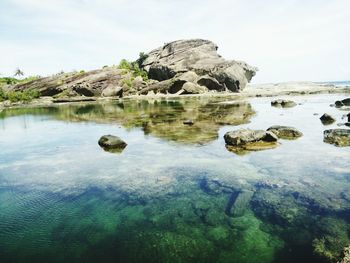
[14, 68, 24, 77]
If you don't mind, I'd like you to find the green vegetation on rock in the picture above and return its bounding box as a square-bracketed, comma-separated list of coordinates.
[0, 87, 40, 102]
[118, 54, 149, 81]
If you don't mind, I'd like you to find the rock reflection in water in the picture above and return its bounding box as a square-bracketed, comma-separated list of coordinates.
[1, 98, 255, 144]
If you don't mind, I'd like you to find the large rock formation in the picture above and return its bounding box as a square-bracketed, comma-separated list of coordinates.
[6, 39, 257, 99]
[141, 39, 257, 93]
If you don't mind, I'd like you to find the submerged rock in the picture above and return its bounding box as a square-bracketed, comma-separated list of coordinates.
[323, 129, 350, 147]
[320, 113, 336, 125]
[141, 39, 257, 92]
[271, 99, 297, 108]
[98, 135, 127, 152]
[267, 125, 303, 139]
[224, 129, 278, 153]
[338, 246, 350, 263]
[183, 119, 194, 125]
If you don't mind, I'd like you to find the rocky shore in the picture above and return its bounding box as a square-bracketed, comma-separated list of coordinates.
[1, 39, 349, 110]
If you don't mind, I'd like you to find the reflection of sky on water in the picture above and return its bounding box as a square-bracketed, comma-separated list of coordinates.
[0, 94, 349, 203]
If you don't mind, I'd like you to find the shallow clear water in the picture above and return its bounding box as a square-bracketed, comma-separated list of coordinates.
[0, 94, 349, 263]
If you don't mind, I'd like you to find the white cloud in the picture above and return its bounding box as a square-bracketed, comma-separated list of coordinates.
[0, 0, 349, 82]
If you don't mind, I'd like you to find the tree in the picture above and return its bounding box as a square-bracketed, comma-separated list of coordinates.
[14, 68, 24, 77]
[136, 52, 149, 68]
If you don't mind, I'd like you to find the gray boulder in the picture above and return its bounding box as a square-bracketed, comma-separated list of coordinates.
[224, 129, 278, 153]
[98, 135, 127, 152]
[141, 39, 257, 92]
[181, 82, 208, 94]
[177, 71, 199, 83]
[323, 129, 350, 147]
[267, 125, 303, 139]
[320, 113, 336, 125]
[102, 85, 123, 97]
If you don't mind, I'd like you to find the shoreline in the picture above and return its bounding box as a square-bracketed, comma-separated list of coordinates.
[1, 82, 349, 110]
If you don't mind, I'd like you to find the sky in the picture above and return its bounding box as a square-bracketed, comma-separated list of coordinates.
[0, 0, 349, 83]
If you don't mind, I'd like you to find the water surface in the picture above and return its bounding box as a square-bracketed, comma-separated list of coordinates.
[0, 94, 349, 263]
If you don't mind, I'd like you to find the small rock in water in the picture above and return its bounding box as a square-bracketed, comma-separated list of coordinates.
[183, 119, 194, 125]
[320, 113, 336, 125]
[271, 99, 296, 108]
[323, 129, 350, 147]
[224, 128, 278, 154]
[267, 125, 303, 139]
[335, 98, 350, 108]
[347, 113, 350, 122]
[98, 135, 127, 153]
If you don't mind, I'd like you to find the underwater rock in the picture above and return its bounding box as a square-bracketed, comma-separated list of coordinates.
[227, 190, 254, 217]
[320, 113, 336, 125]
[271, 99, 297, 108]
[338, 246, 350, 263]
[98, 135, 127, 152]
[267, 125, 303, 139]
[183, 119, 194, 125]
[224, 129, 278, 153]
[313, 217, 350, 263]
[323, 129, 350, 147]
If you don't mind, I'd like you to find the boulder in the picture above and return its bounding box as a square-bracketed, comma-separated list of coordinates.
[224, 129, 278, 153]
[132, 76, 147, 90]
[98, 135, 127, 152]
[335, 98, 350, 108]
[177, 71, 199, 83]
[323, 129, 350, 147]
[141, 39, 257, 92]
[181, 82, 208, 94]
[102, 85, 123, 97]
[271, 99, 297, 108]
[320, 113, 336, 125]
[197, 75, 225, 91]
[267, 125, 303, 139]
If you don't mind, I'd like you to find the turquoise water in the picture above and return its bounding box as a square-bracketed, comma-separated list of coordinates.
[0, 94, 349, 263]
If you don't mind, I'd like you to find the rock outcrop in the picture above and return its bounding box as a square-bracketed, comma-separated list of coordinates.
[6, 39, 256, 99]
[141, 39, 257, 93]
